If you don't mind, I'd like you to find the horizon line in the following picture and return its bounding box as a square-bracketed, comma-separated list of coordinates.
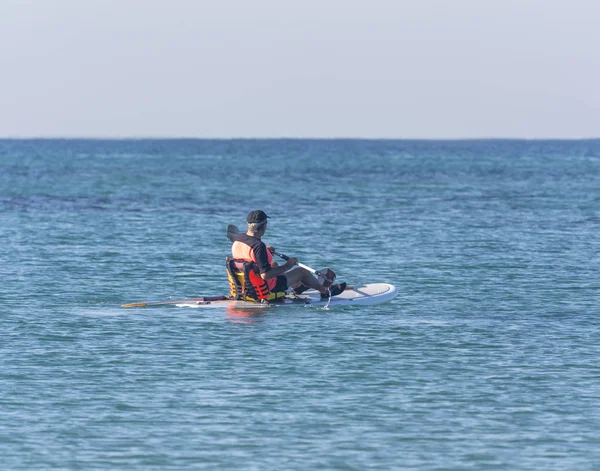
[1, 136, 599, 141]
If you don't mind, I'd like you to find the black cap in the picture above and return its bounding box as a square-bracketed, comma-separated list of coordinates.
[246, 210, 270, 224]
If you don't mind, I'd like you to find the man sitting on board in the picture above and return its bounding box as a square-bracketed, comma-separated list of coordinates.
[231, 210, 346, 298]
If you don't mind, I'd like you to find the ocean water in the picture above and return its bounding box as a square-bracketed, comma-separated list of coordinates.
[1, 138, 599, 470]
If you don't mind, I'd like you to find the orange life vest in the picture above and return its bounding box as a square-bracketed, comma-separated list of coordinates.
[226, 258, 286, 302]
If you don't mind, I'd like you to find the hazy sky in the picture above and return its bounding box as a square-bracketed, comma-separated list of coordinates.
[1, 0, 598, 138]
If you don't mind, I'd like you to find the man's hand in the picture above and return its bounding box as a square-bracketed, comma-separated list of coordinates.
[284, 257, 298, 269]
[267, 246, 276, 254]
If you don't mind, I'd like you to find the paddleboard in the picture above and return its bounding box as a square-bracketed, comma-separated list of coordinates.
[122, 283, 397, 309]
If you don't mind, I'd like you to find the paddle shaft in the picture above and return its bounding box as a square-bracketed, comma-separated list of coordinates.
[121, 296, 228, 308]
[272, 250, 320, 276]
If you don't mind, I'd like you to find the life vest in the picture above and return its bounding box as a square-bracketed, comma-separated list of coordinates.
[226, 257, 286, 302]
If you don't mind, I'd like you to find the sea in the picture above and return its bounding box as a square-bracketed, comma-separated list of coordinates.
[1, 138, 599, 470]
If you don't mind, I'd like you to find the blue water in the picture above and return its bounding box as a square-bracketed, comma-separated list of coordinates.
[1, 139, 600, 470]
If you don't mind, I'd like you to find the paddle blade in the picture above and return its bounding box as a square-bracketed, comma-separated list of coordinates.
[227, 224, 239, 242]
[121, 302, 148, 308]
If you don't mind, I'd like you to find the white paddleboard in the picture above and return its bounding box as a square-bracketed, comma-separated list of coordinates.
[171, 283, 398, 309]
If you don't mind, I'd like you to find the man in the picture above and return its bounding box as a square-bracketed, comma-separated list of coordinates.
[231, 210, 346, 298]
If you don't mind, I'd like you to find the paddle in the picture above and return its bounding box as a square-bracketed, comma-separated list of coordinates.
[226, 224, 335, 284]
[121, 296, 227, 308]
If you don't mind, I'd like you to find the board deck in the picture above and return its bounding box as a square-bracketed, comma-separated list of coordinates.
[122, 283, 397, 309]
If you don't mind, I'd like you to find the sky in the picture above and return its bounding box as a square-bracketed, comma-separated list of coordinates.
[0, 0, 598, 139]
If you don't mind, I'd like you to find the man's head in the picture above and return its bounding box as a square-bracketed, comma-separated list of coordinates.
[246, 210, 269, 233]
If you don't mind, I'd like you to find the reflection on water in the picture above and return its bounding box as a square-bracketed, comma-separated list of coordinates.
[225, 305, 270, 324]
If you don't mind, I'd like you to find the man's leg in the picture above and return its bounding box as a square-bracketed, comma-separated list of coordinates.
[283, 267, 326, 294]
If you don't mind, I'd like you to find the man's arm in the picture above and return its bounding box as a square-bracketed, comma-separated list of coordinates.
[260, 257, 297, 280]
[254, 242, 298, 280]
